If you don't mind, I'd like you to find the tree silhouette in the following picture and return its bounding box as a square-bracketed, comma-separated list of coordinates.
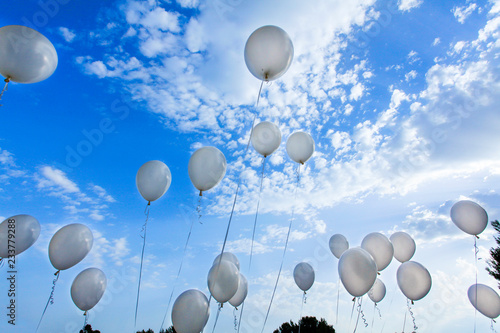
[273, 316, 335, 333]
[80, 324, 100, 333]
[487, 220, 500, 289]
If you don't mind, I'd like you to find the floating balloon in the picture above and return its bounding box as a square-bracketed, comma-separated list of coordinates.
[390, 231, 416, 263]
[48, 223, 93, 271]
[397, 261, 432, 301]
[136, 160, 171, 202]
[207, 260, 239, 303]
[0, 214, 40, 258]
[229, 273, 248, 308]
[329, 234, 349, 259]
[0, 25, 58, 83]
[293, 262, 315, 292]
[468, 284, 500, 319]
[361, 232, 394, 271]
[70, 268, 107, 312]
[172, 289, 210, 333]
[188, 147, 226, 195]
[286, 132, 315, 164]
[244, 25, 293, 81]
[450, 200, 488, 236]
[368, 278, 386, 304]
[213, 252, 240, 271]
[251, 121, 281, 157]
[338, 247, 377, 297]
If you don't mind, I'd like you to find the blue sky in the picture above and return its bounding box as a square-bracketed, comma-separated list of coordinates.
[1, 0, 500, 332]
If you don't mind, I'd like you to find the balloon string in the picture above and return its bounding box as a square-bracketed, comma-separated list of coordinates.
[380, 287, 397, 333]
[492, 319, 498, 333]
[159, 214, 196, 331]
[211, 303, 222, 333]
[360, 298, 368, 328]
[298, 292, 306, 333]
[336, 277, 340, 324]
[0, 78, 9, 107]
[0, 258, 4, 268]
[349, 298, 356, 332]
[197, 195, 203, 224]
[134, 202, 150, 330]
[36, 270, 60, 332]
[233, 307, 238, 331]
[371, 303, 376, 333]
[474, 236, 479, 333]
[249, 156, 267, 270]
[402, 305, 407, 333]
[353, 297, 362, 333]
[260, 164, 301, 333]
[82, 311, 89, 331]
[407, 298, 417, 331]
[237, 301, 245, 333]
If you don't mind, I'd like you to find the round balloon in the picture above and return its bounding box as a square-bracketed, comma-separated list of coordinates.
[361, 232, 394, 271]
[468, 284, 500, 319]
[286, 132, 315, 164]
[207, 260, 239, 303]
[368, 278, 386, 304]
[213, 252, 240, 271]
[251, 121, 281, 157]
[0, 214, 40, 258]
[229, 273, 248, 308]
[136, 160, 171, 202]
[293, 262, 315, 292]
[338, 247, 377, 297]
[70, 267, 107, 311]
[329, 234, 349, 259]
[397, 261, 432, 301]
[188, 147, 226, 194]
[172, 289, 210, 333]
[48, 223, 93, 271]
[244, 25, 293, 81]
[390, 231, 416, 263]
[450, 200, 488, 236]
[0, 25, 58, 83]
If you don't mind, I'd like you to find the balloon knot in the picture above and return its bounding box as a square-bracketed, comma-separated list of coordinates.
[352, 297, 355, 302]
[4, 77, 10, 83]
[377, 272, 381, 275]
[199, 190, 203, 196]
[147, 201, 151, 206]
[83, 311, 87, 316]
[54, 270, 60, 276]
[411, 300, 414, 305]
[300, 161, 304, 165]
[475, 235, 480, 239]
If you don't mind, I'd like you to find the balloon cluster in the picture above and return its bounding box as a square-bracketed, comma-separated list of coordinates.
[450, 200, 500, 320]
[330, 231, 431, 304]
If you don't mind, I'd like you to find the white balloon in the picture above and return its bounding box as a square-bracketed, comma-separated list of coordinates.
[0, 25, 58, 83]
[0, 215, 40, 258]
[397, 261, 432, 301]
[213, 252, 240, 271]
[70, 268, 107, 312]
[207, 260, 239, 303]
[329, 234, 349, 259]
[229, 273, 248, 308]
[468, 284, 500, 319]
[136, 160, 171, 202]
[390, 231, 416, 263]
[188, 147, 226, 194]
[361, 232, 394, 271]
[251, 121, 281, 157]
[286, 132, 315, 164]
[450, 200, 488, 236]
[338, 247, 377, 297]
[293, 262, 315, 292]
[48, 224, 93, 271]
[244, 25, 293, 81]
[368, 278, 387, 304]
[172, 289, 210, 333]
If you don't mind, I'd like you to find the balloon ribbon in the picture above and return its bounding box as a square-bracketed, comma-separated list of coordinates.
[159, 208, 196, 331]
[261, 164, 301, 333]
[407, 298, 418, 331]
[36, 270, 60, 332]
[134, 202, 150, 329]
[237, 302, 244, 333]
[0, 78, 9, 106]
[249, 156, 266, 270]
[298, 292, 306, 333]
[211, 303, 223, 333]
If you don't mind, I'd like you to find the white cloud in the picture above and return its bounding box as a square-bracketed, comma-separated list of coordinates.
[452, 3, 478, 24]
[59, 27, 76, 42]
[398, 0, 423, 12]
[433, 37, 441, 46]
[405, 70, 417, 82]
[37, 166, 80, 193]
